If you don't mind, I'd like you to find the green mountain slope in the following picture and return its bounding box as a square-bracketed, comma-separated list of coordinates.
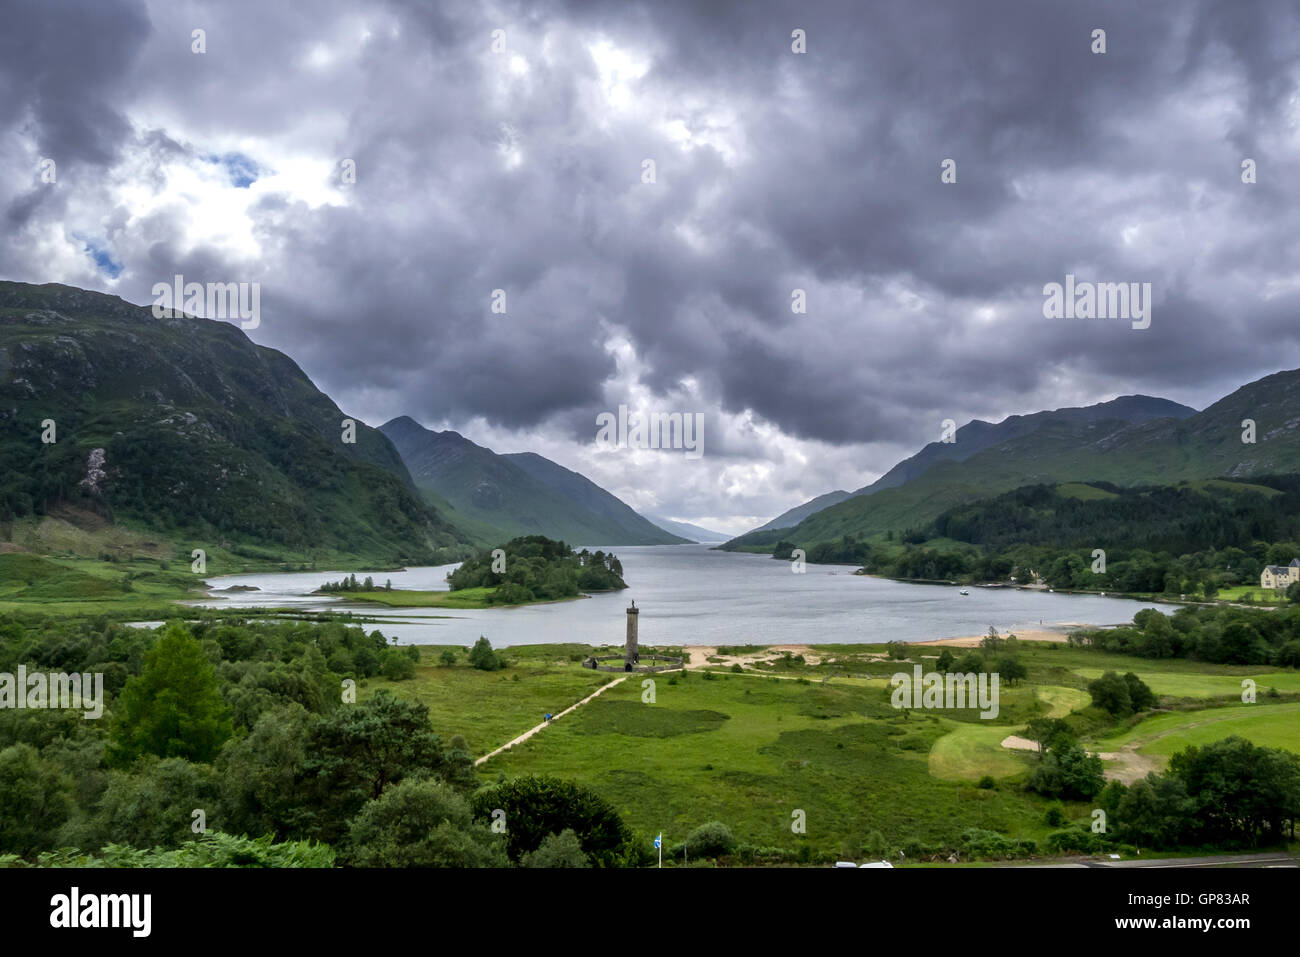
[381, 417, 687, 545]
[726, 373, 1300, 552]
[752, 489, 852, 533]
[746, 395, 1196, 536]
[0, 282, 473, 564]
[501, 452, 689, 544]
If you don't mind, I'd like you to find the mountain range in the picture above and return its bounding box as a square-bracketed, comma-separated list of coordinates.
[637, 514, 730, 542]
[10, 280, 1300, 566]
[0, 282, 469, 564]
[379, 416, 688, 546]
[724, 380, 1300, 552]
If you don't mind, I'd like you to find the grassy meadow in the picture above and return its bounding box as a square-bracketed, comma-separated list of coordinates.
[354, 638, 1300, 860]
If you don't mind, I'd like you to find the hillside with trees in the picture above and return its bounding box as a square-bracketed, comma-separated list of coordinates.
[0, 282, 474, 566]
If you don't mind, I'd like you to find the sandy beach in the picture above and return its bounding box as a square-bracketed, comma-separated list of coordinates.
[914, 627, 1075, 648]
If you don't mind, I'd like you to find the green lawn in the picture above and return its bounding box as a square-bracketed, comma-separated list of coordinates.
[929, 722, 1033, 781]
[1216, 586, 1283, 604]
[1092, 702, 1300, 756]
[1035, 685, 1091, 717]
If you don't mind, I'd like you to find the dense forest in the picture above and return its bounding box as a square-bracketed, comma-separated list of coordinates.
[0, 613, 645, 868]
[775, 477, 1300, 597]
[446, 536, 626, 604]
[1068, 604, 1300, 666]
[928, 477, 1300, 553]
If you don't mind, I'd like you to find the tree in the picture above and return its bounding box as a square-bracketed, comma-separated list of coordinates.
[110, 622, 233, 765]
[1168, 737, 1300, 845]
[343, 777, 507, 867]
[1221, 621, 1264, 665]
[936, 648, 955, 672]
[89, 756, 215, 851]
[471, 776, 632, 866]
[216, 704, 314, 841]
[438, 649, 457, 667]
[1116, 774, 1193, 847]
[468, 636, 504, 671]
[521, 828, 590, 868]
[300, 692, 471, 844]
[1023, 718, 1076, 755]
[1087, 671, 1133, 716]
[1027, 743, 1104, 799]
[380, 647, 416, 680]
[0, 743, 73, 856]
[994, 655, 1027, 685]
[979, 626, 1003, 652]
[1122, 672, 1157, 712]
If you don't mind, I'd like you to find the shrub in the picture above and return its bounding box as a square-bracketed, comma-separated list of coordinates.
[1046, 827, 1110, 854]
[685, 821, 736, 858]
[521, 829, 590, 868]
[977, 775, 996, 790]
[343, 777, 506, 867]
[468, 636, 504, 671]
[470, 776, 632, 867]
[380, 647, 416, 680]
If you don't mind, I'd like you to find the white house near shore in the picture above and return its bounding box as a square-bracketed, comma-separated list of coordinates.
[1260, 559, 1300, 591]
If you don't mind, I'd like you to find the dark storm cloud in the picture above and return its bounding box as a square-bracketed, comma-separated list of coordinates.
[2, 0, 1299, 486]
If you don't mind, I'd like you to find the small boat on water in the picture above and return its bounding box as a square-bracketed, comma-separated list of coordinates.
[959, 588, 970, 595]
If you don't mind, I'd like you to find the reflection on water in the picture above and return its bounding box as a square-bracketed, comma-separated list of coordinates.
[191, 544, 1177, 647]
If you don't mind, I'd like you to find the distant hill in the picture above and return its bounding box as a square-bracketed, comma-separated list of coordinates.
[639, 513, 730, 542]
[734, 369, 1300, 551]
[0, 282, 473, 564]
[381, 417, 688, 545]
[752, 489, 852, 533]
[741, 395, 1197, 538]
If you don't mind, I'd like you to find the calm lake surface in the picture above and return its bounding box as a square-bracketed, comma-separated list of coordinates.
[193, 544, 1178, 648]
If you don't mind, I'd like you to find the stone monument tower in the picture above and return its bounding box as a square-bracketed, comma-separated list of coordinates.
[625, 600, 639, 667]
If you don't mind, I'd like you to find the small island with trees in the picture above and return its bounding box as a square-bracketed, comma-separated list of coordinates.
[317, 536, 627, 609]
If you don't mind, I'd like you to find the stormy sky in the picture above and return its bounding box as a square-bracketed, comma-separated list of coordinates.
[3, 0, 1299, 534]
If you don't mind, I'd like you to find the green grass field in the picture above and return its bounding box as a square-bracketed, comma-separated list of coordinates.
[1216, 585, 1284, 604]
[472, 666, 1074, 856]
[361, 641, 1298, 857]
[361, 645, 613, 754]
[929, 722, 1033, 781]
[0, 551, 202, 615]
[1092, 702, 1300, 756]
